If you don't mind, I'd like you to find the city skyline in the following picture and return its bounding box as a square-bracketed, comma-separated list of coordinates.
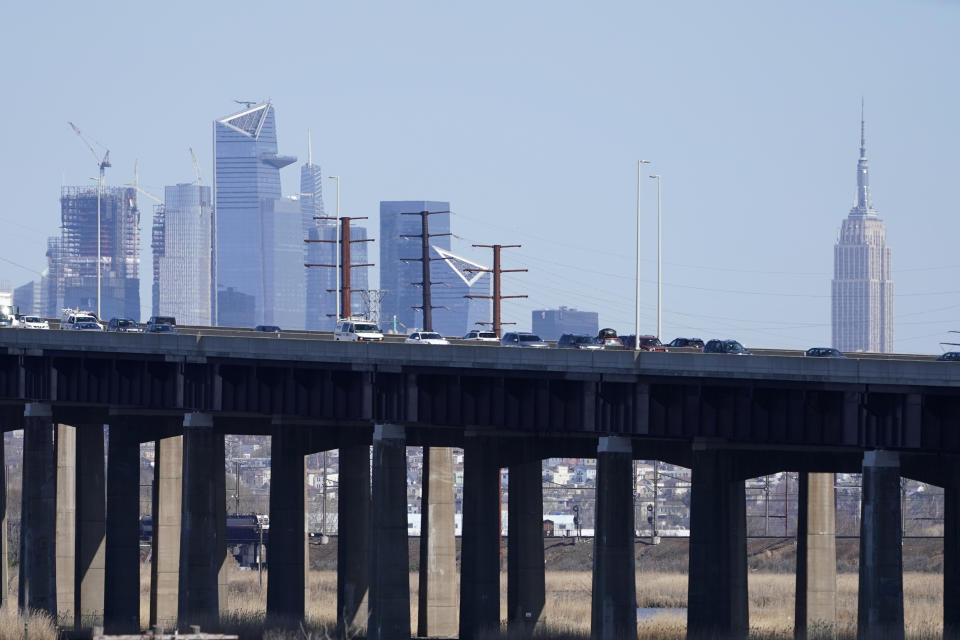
[2, 2, 959, 352]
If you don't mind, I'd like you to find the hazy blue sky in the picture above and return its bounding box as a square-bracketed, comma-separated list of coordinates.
[2, 1, 958, 352]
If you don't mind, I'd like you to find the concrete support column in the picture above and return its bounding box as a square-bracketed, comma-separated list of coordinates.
[0, 429, 6, 611]
[337, 443, 370, 639]
[459, 435, 500, 640]
[591, 436, 637, 640]
[55, 424, 76, 625]
[19, 403, 57, 616]
[417, 446, 458, 637]
[266, 426, 308, 622]
[687, 444, 748, 640]
[75, 424, 106, 628]
[368, 424, 410, 640]
[857, 450, 904, 640]
[178, 413, 227, 629]
[508, 456, 545, 637]
[104, 424, 140, 632]
[795, 472, 837, 640]
[150, 436, 182, 630]
[945, 483, 960, 639]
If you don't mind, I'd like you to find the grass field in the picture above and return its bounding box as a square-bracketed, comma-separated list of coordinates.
[0, 550, 945, 639]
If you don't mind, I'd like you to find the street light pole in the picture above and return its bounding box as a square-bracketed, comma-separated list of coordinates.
[328, 176, 341, 320]
[636, 160, 651, 351]
[649, 174, 663, 340]
[97, 173, 102, 319]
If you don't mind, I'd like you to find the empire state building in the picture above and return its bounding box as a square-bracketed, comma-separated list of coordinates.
[831, 115, 893, 353]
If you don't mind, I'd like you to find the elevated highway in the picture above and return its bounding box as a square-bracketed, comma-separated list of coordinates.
[0, 327, 957, 639]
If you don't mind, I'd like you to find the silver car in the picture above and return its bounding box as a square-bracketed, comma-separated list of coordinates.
[501, 332, 549, 348]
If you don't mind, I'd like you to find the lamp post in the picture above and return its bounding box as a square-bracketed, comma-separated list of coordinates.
[635, 160, 651, 351]
[649, 174, 662, 341]
[328, 176, 341, 320]
[88, 176, 102, 319]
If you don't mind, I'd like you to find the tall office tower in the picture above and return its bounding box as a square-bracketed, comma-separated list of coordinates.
[430, 247, 491, 337]
[532, 306, 599, 341]
[380, 201, 451, 332]
[14, 280, 39, 316]
[265, 197, 307, 329]
[214, 101, 296, 327]
[41, 236, 64, 318]
[153, 184, 213, 325]
[300, 138, 337, 330]
[831, 115, 893, 352]
[59, 186, 140, 320]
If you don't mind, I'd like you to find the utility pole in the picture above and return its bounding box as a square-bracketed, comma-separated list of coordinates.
[399, 210, 451, 331]
[465, 244, 527, 337]
[652, 461, 660, 545]
[305, 216, 375, 319]
[235, 461, 241, 514]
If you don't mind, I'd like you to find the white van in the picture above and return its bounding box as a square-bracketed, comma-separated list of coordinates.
[334, 318, 384, 342]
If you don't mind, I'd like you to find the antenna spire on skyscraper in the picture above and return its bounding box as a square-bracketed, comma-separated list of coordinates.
[860, 97, 866, 158]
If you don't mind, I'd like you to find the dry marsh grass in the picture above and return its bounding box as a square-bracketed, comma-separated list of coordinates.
[1, 563, 945, 639]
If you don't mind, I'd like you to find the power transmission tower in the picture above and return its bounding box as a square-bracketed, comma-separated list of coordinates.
[359, 289, 387, 325]
[305, 216, 375, 318]
[399, 210, 451, 331]
[465, 244, 527, 337]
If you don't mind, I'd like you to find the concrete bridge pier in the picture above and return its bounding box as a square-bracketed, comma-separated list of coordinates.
[20, 403, 57, 616]
[104, 422, 141, 633]
[459, 435, 501, 640]
[150, 435, 183, 630]
[368, 424, 411, 640]
[417, 446, 458, 637]
[507, 453, 545, 637]
[945, 480, 960, 639]
[337, 443, 370, 638]
[0, 429, 6, 611]
[795, 472, 837, 640]
[266, 424, 308, 621]
[857, 450, 904, 640]
[687, 443, 748, 640]
[55, 424, 76, 624]
[177, 413, 228, 630]
[74, 424, 106, 628]
[591, 436, 637, 640]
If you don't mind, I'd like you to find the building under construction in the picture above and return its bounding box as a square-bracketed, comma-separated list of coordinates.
[59, 186, 141, 320]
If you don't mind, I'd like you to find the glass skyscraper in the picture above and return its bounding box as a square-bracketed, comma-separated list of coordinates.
[265, 197, 306, 329]
[154, 184, 212, 325]
[380, 201, 451, 332]
[300, 145, 338, 330]
[214, 101, 296, 326]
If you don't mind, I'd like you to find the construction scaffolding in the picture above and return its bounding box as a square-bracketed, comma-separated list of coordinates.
[59, 185, 141, 319]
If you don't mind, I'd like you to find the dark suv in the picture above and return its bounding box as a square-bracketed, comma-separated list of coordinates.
[557, 334, 601, 350]
[668, 337, 704, 350]
[703, 339, 750, 355]
[107, 317, 141, 333]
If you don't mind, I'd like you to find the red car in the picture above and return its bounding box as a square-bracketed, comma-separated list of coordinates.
[636, 335, 667, 352]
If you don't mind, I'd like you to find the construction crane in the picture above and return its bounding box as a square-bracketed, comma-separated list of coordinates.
[189, 147, 203, 184]
[68, 121, 111, 181]
[67, 121, 111, 319]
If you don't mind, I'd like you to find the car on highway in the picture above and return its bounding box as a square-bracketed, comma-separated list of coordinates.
[937, 352, 960, 361]
[254, 325, 282, 333]
[62, 311, 101, 330]
[144, 324, 178, 335]
[462, 330, 499, 342]
[20, 316, 49, 330]
[668, 337, 704, 350]
[72, 321, 104, 332]
[107, 317, 142, 333]
[557, 334, 602, 350]
[805, 347, 846, 358]
[405, 331, 450, 345]
[703, 339, 750, 355]
[145, 316, 176, 332]
[635, 335, 666, 352]
[501, 332, 549, 348]
[334, 318, 384, 342]
[599, 336, 625, 349]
